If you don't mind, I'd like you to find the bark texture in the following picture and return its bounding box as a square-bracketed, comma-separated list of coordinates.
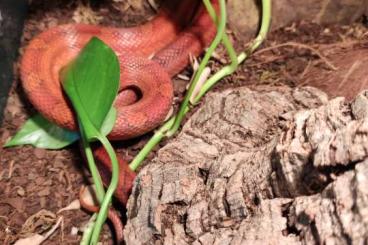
[123, 86, 368, 244]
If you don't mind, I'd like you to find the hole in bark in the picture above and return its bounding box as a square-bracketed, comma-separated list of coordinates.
[309, 160, 360, 194]
[281, 202, 301, 236]
[223, 194, 231, 217]
[198, 167, 209, 184]
[161, 202, 188, 231]
[271, 144, 358, 198]
[252, 195, 260, 206]
[297, 211, 311, 226]
[301, 163, 330, 194]
[310, 220, 321, 244]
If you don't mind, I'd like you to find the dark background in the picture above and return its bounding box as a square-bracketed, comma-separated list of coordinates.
[0, 0, 28, 124]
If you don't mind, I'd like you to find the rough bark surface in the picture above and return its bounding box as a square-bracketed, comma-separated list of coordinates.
[275, 91, 368, 244]
[123, 86, 368, 244]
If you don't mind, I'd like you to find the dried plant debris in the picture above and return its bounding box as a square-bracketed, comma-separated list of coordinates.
[15, 216, 63, 245]
[111, 0, 162, 16]
[72, 2, 103, 24]
[19, 210, 56, 237]
[1, 0, 368, 243]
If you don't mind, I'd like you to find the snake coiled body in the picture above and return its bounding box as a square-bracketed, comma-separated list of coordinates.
[21, 1, 218, 237]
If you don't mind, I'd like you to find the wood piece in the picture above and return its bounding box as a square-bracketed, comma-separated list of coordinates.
[124, 86, 368, 244]
[287, 160, 368, 244]
[274, 90, 368, 197]
[124, 86, 330, 244]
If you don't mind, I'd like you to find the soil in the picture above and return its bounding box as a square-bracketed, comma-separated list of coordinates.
[0, 0, 367, 244]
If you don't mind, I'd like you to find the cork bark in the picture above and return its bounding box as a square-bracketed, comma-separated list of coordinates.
[122, 86, 368, 244]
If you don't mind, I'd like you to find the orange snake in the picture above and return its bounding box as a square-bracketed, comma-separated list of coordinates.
[20, 0, 218, 241]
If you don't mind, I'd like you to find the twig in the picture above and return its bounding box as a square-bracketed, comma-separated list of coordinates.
[8, 160, 14, 179]
[255, 41, 338, 71]
[299, 59, 312, 79]
[337, 60, 362, 90]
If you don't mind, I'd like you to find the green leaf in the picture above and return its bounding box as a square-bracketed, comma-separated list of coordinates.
[4, 38, 119, 150]
[61, 37, 120, 140]
[61, 37, 121, 243]
[100, 106, 117, 136]
[4, 114, 79, 149]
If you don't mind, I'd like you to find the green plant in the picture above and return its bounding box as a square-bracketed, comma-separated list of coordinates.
[6, 37, 120, 244]
[5, 38, 120, 245]
[61, 37, 120, 244]
[4, 114, 79, 149]
[4, 0, 272, 244]
[130, 0, 272, 170]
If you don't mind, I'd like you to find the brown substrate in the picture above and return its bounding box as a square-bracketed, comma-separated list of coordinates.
[0, 0, 367, 244]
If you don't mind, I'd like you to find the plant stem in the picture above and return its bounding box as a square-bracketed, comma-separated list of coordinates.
[90, 135, 120, 244]
[129, 0, 272, 171]
[129, 118, 173, 171]
[166, 0, 227, 137]
[80, 121, 105, 203]
[194, 0, 271, 102]
[80, 214, 97, 245]
[202, 0, 238, 75]
[78, 122, 106, 245]
[130, 109, 182, 171]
